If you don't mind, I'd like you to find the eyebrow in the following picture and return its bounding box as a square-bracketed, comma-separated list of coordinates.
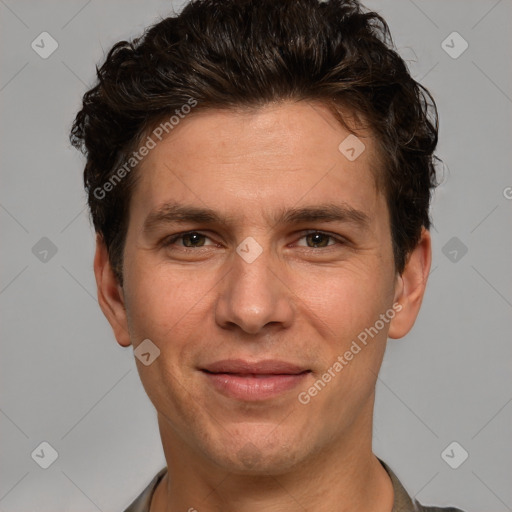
[142, 200, 370, 234]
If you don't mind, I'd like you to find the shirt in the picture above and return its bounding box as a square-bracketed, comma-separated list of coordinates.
[122, 458, 466, 512]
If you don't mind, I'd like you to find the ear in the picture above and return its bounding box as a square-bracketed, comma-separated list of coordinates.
[93, 234, 131, 347]
[388, 228, 432, 339]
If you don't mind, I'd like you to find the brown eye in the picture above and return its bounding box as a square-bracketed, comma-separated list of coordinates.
[296, 231, 341, 249]
[163, 231, 214, 248]
[305, 232, 331, 248]
[181, 232, 207, 247]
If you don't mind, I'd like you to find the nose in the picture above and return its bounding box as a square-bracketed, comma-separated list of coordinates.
[214, 242, 294, 335]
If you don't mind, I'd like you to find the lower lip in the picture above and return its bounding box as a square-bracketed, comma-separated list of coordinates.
[202, 371, 310, 401]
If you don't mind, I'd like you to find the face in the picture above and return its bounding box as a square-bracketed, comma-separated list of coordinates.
[96, 100, 430, 475]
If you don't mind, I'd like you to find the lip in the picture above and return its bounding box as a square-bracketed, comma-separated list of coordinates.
[201, 359, 311, 401]
[202, 359, 308, 375]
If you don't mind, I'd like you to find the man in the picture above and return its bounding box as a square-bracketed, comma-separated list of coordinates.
[70, 0, 466, 510]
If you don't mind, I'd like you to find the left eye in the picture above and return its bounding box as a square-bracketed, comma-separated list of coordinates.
[296, 231, 339, 248]
[163, 231, 341, 249]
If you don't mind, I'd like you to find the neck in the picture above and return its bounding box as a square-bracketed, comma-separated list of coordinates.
[151, 399, 394, 512]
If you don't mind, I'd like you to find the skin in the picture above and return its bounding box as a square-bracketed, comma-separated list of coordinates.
[94, 100, 431, 512]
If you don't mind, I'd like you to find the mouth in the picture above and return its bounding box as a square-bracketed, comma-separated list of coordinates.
[200, 359, 312, 401]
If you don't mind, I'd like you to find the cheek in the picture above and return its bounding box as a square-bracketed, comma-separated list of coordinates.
[123, 261, 223, 404]
[293, 259, 394, 346]
[297, 269, 394, 410]
[124, 256, 214, 342]
[123, 264, 213, 422]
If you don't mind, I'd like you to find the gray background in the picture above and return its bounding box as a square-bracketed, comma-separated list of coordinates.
[1, 0, 511, 511]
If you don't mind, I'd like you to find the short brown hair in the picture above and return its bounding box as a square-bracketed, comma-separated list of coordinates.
[70, 0, 439, 285]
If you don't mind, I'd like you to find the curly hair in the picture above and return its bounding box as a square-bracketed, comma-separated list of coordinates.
[70, 0, 439, 285]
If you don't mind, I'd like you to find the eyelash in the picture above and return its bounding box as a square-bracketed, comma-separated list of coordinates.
[161, 230, 346, 251]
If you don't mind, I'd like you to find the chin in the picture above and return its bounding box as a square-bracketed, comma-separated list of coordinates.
[201, 427, 307, 475]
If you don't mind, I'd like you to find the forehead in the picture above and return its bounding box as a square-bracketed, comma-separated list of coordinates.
[130, 100, 386, 229]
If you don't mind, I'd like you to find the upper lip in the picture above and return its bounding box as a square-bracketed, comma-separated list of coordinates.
[201, 359, 309, 375]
